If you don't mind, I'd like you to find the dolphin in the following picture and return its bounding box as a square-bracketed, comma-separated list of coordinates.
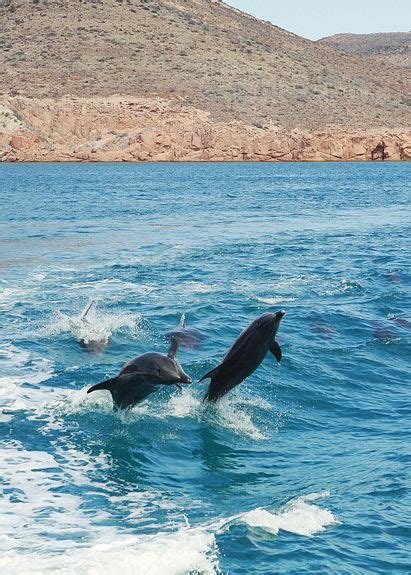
[77, 301, 109, 354]
[200, 311, 285, 402]
[384, 272, 401, 283]
[165, 313, 206, 349]
[87, 338, 192, 410]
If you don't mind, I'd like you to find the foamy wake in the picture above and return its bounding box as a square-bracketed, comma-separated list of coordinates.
[0, 491, 339, 574]
[217, 492, 340, 537]
[0, 531, 218, 575]
[0, 442, 219, 573]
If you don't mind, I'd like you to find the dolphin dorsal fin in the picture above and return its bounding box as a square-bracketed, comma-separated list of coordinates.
[168, 336, 179, 359]
[179, 313, 186, 328]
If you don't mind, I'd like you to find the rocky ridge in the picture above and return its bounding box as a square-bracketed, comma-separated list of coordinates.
[1, 96, 409, 162]
[318, 32, 411, 69]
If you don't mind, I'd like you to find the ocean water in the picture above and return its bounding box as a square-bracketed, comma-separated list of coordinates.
[0, 162, 409, 574]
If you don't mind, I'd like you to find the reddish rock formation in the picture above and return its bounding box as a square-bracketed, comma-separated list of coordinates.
[0, 96, 409, 162]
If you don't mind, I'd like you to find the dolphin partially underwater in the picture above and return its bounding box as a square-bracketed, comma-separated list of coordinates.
[87, 338, 192, 410]
[165, 313, 206, 349]
[200, 311, 285, 402]
[77, 301, 108, 354]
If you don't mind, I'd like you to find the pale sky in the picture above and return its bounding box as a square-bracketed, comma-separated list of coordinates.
[226, 0, 410, 40]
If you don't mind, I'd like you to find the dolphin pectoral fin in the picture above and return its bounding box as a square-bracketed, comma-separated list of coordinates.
[199, 365, 221, 382]
[269, 341, 282, 363]
[87, 377, 117, 394]
[168, 336, 179, 359]
[175, 383, 183, 390]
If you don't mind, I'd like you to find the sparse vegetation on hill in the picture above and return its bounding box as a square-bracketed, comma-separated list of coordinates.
[318, 32, 410, 69]
[0, 0, 409, 130]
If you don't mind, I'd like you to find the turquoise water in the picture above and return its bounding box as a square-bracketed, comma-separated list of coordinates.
[0, 162, 410, 574]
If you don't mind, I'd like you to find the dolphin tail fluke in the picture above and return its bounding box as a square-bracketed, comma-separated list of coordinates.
[87, 377, 117, 394]
[203, 382, 221, 403]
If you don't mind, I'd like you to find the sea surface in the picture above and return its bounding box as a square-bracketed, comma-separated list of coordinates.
[0, 162, 410, 574]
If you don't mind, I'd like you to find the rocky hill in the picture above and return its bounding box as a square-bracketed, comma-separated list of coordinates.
[0, 0, 410, 161]
[318, 32, 410, 69]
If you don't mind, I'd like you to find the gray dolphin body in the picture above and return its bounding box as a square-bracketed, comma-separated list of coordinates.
[200, 311, 285, 402]
[165, 314, 206, 349]
[87, 339, 192, 410]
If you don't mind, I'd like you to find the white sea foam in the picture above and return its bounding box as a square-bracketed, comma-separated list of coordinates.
[182, 281, 220, 294]
[0, 343, 55, 414]
[0, 286, 36, 307]
[69, 278, 156, 297]
[253, 296, 296, 305]
[0, 443, 114, 554]
[0, 529, 219, 575]
[219, 492, 339, 537]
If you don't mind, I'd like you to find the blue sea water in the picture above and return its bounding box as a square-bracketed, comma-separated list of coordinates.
[0, 162, 410, 574]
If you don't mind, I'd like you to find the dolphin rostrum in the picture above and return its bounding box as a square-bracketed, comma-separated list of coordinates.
[87, 338, 192, 410]
[200, 311, 285, 402]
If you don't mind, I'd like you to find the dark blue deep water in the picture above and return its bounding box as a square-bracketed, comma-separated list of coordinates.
[0, 162, 410, 574]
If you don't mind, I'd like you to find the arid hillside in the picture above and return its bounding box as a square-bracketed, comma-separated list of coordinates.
[0, 0, 409, 130]
[318, 32, 411, 69]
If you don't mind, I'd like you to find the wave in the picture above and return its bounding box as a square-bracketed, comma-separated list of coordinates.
[217, 491, 339, 537]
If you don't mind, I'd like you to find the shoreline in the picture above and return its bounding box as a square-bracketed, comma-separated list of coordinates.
[1, 96, 410, 163]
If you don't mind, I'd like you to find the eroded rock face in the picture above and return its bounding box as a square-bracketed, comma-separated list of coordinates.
[0, 96, 409, 162]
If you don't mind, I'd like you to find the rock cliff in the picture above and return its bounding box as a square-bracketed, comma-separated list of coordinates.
[1, 96, 409, 162]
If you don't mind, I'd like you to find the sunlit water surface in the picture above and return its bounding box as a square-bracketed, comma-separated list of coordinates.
[0, 162, 409, 574]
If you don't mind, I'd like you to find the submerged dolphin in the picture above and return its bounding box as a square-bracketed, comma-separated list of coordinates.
[87, 338, 192, 410]
[200, 311, 285, 402]
[165, 313, 206, 349]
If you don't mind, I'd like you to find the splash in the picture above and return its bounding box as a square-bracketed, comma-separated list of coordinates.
[44, 302, 141, 348]
[204, 395, 267, 440]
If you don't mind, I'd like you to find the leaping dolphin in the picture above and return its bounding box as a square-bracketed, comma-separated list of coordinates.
[200, 311, 285, 402]
[87, 338, 192, 410]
